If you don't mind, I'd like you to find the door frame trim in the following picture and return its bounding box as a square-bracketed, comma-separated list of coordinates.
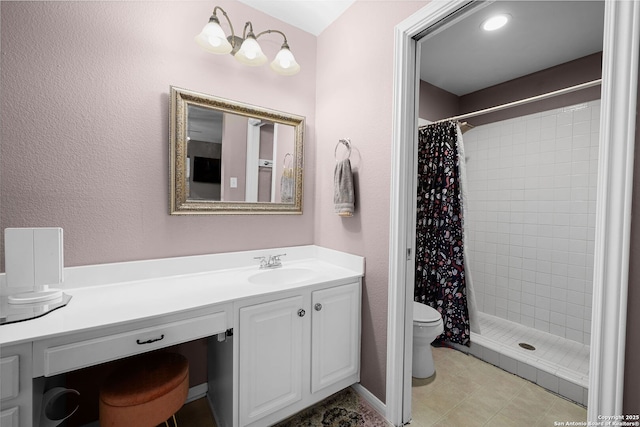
[387, 1, 640, 424]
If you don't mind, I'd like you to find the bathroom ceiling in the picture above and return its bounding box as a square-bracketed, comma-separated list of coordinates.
[419, 1, 605, 95]
[237, 0, 355, 36]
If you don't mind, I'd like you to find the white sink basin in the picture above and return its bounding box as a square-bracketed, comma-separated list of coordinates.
[248, 267, 316, 285]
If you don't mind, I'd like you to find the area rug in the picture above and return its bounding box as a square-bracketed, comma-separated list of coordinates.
[274, 387, 391, 427]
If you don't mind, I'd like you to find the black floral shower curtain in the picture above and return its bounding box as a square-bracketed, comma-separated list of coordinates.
[415, 121, 470, 346]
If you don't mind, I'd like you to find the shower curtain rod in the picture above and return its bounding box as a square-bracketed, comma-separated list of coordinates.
[427, 78, 602, 126]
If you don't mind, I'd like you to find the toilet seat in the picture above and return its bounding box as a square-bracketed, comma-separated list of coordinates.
[413, 302, 442, 324]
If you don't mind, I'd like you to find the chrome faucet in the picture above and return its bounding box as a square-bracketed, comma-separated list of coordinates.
[254, 253, 286, 269]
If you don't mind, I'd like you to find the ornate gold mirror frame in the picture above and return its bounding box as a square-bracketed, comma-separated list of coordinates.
[170, 86, 304, 214]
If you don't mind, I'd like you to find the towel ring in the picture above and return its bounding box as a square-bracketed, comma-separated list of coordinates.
[335, 139, 351, 161]
[283, 152, 293, 168]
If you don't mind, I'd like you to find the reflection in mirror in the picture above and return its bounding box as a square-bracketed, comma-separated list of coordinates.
[170, 87, 304, 214]
[187, 105, 223, 201]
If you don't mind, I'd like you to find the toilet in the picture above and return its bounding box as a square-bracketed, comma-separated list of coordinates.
[412, 301, 444, 378]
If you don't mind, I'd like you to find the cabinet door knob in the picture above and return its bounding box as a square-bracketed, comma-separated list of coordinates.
[314, 303, 323, 311]
[297, 309, 306, 317]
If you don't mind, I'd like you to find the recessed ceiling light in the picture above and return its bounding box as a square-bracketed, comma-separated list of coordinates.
[482, 14, 510, 31]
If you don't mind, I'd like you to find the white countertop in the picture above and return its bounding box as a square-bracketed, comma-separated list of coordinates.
[0, 246, 364, 347]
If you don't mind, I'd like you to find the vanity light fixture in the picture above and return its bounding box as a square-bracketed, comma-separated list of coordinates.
[481, 14, 510, 31]
[195, 6, 300, 76]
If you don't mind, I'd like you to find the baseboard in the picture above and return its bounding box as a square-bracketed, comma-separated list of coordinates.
[351, 383, 388, 423]
[186, 382, 208, 403]
[207, 394, 227, 427]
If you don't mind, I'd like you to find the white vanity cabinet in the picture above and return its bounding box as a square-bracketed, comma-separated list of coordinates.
[237, 280, 361, 427]
[0, 246, 364, 427]
[0, 342, 33, 427]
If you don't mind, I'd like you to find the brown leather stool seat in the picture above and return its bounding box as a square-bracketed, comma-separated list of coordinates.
[99, 352, 189, 427]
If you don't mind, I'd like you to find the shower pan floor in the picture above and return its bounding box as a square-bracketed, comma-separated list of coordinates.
[452, 312, 589, 406]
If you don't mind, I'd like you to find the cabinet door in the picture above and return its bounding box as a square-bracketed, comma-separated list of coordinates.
[0, 356, 19, 401]
[239, 295, 305, 426]
[311, 282, 361, 394]
[0, 407, 19, 427]
[0, 343, 32, 427]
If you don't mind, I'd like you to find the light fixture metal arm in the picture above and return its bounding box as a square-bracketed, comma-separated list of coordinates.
[242, 21, 256, 38]
[255, 29, 289, 45]
[212, 6, 236, 44]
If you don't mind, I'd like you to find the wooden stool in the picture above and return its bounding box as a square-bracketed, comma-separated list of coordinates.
[99, 352, 189, 427]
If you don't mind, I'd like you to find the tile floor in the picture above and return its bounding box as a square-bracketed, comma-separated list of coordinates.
[410, 346, 587, 426]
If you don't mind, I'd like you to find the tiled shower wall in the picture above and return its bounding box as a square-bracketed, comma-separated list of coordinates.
[463, 100, 600, 345]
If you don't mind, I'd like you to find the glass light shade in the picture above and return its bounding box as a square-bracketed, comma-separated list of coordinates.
[195, 20, 232, 54]
[270, 47, 300, 75]
[234, 36, 267, 66]
[482, 14, 510, 31]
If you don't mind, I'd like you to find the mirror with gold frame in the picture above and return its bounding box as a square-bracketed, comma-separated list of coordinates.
[170, 86, 304, 214]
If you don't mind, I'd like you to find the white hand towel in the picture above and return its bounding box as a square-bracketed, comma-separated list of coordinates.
[334, 159, 354, 217]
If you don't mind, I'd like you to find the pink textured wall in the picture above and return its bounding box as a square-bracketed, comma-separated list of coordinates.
[315, 0, 427, 402]
[0, 1, 317, 267]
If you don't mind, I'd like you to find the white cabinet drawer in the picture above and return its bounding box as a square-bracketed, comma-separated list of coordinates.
[0, 406, 19, 427]
[40, 311, 227, 376]
[0, 356, 19, 401]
